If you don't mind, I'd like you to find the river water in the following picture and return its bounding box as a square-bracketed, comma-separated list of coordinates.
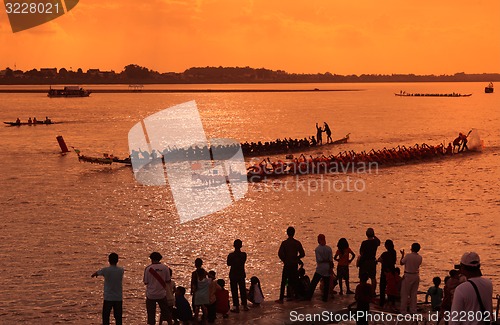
[0, 82, 498, 323]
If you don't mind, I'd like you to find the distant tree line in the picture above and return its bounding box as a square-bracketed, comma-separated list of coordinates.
[1, 64, 499, 84]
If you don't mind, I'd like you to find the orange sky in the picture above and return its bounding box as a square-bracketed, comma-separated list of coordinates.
[1, 0, 499, 75]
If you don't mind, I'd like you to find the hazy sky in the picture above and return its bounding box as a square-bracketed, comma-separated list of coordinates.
[1, 0, 499, 74]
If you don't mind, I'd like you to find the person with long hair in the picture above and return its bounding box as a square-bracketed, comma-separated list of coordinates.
[334, 238, 356, 295]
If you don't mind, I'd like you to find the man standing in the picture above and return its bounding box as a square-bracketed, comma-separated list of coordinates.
[276, 226, 305, 303]
[144, 252, 172, 325]
[307, 234, 333, 302]
[91, 252, 124, 325]
[450, 252, 493, 325]
[227, 239, 249, 312]
[358, 228, 380, 295]
[399, 243, 423, 314]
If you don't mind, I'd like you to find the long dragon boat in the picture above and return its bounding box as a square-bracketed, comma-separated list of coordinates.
[247, 130, 483, 182]
[4, 121, 61, 126]
[395, 92, 472, 97]
[242, 134, 350, 157]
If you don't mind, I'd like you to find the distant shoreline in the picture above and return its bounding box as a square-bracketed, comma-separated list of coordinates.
[0, 88, 364, 94]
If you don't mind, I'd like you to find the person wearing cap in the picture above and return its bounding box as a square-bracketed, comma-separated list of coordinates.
[399, 242, 422, 314]
[358, 228, 381, 295]
[91, 253, 124, 325]
[307, 234, 334, 302]
[144, 252, 172, 325]
[450, 252, 493, 325]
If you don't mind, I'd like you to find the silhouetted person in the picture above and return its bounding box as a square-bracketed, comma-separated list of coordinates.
[227, 239, 248, 312]
[324, 122, 332, 143]
[276, 226, 305, 303]
[358, 228, 380, 295]
[378, 239, 396, 307]
[355, 273, 372, 325]
[91, 253, 124, 325]
[316, 123, 324, 145]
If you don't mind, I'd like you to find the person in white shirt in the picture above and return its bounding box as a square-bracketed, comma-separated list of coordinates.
[450, 252, 493, 325]
[399, 242, 423, 314]
[91, 253, 124, 325]
[143, 252, 172, 325]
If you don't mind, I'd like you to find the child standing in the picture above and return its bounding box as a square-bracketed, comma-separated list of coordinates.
[334, 238, 356, 295]
[193, 268, 209, 322]
[385, 267, 401, 311]
[248, 276, 264, 307]
[425, 277, 443, 311]
[207, 271, 220, 323]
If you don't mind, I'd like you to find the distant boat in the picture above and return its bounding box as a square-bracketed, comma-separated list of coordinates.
[485, 82, 494, 93]
[4, 120, 61, 126]
[48, 86, 91, 97]
[395, 92, 472, 97]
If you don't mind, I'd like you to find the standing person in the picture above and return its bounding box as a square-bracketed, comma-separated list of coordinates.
[226, 239, 249, 312]
[193, 268, 209, 322]
[308, 234, 333, 302]
[399, 243, 422, 314]
[324, 122, 333, 143]
[276, 226, 306, 303]
[450, 252, 493, 325]
[334, 237, 356, 295]
[144, 252, 172, 325]
[377, 239, 397, 307]
[315, 123, 324, 145]
[190, 258, 206, 311]
[358, 228, 381, 295]
[91, 253, 124, 325]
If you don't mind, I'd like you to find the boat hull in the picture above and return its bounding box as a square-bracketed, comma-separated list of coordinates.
[4, 121, 61, 126]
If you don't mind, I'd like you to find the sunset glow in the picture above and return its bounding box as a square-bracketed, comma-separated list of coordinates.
[1, 0, 499, 74]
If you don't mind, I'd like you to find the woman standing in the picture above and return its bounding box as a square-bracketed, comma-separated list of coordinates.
[378, 239, 397, 307]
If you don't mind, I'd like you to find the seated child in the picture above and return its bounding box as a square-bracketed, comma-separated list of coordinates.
[207, 271, 220, 323]
[425, 276, 443, 311]
[355, 273, 373, 325]
[297, 266, 311, 299]
[247, 276, 264, 306]
[215, 279, 230, 318]
[173, 286, 193, 324]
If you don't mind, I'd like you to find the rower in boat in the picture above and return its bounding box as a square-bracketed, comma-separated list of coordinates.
[15, 118, 21, 125]
[45, 116, 52, 124]
[28, 117, 32, 125]
[33, 117, 37, 124]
